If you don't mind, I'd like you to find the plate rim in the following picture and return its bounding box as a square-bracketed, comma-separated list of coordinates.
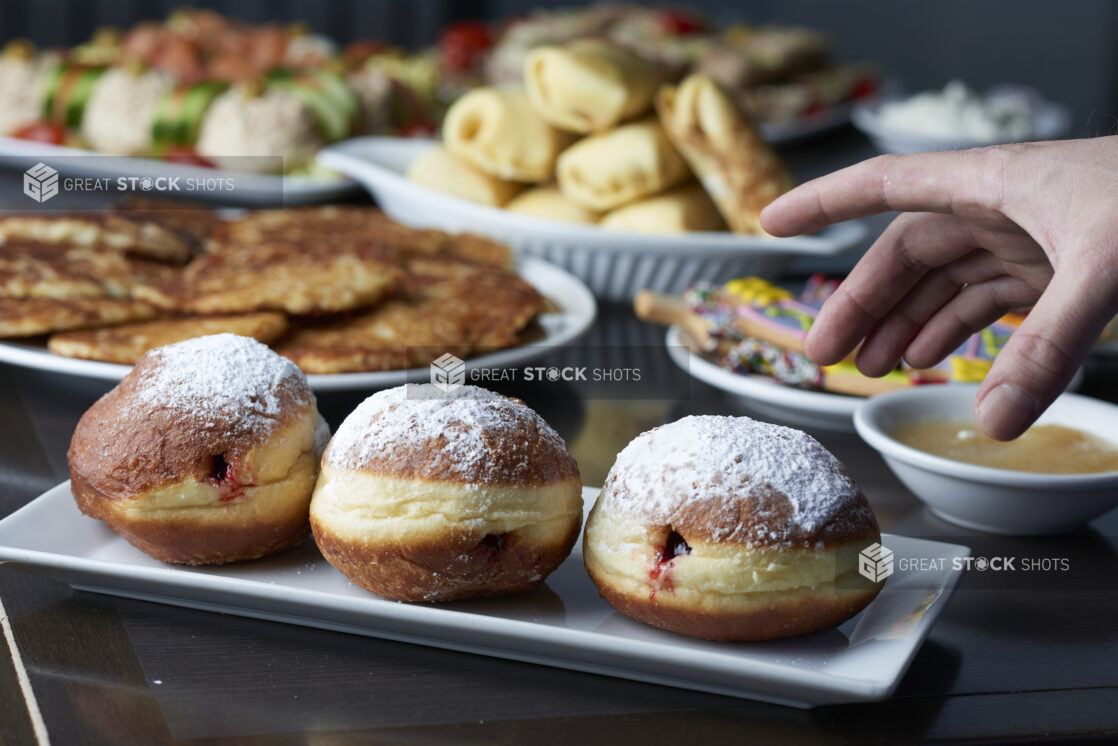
[316, 137, 869, 257]
[0, 481, 970, 707]
[850, 96, 1072, 150]
[666, 326, 1086, 421]
[0, 256, 598, 392]
[666, 325, 863, 417]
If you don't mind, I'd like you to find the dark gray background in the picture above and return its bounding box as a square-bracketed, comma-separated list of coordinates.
[2, 0, 1117, 137]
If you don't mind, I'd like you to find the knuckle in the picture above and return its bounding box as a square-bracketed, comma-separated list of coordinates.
[892, 230, 929, 277]
[1006, 331, 1079, 383]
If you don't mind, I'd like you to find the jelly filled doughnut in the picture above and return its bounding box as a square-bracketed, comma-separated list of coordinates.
[310, 384, 582, 602]
[584, 415, 883, 641]
[68, 334, 329, 565]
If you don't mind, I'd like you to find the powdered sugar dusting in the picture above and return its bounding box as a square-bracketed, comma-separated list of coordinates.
[128, 333, 312, 439]
[602, 415, 869, 545]
[326, 384, 571, 484]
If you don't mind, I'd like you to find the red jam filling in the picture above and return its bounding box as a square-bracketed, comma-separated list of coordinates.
[648, 529, 691, 599]
[206, 454, 253, 503]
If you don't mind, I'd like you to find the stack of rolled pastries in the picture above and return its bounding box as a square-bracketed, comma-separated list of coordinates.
[407, 38, 794, 235]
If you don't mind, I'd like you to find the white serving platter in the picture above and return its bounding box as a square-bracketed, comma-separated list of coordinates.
[0, 136, 359, 206]
[315, 137, 868, 301]
[0, 257, 596, 392]
[0, 484, 968, 708]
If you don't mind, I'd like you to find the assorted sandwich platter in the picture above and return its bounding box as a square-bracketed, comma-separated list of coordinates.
[0, 484, 968, 708]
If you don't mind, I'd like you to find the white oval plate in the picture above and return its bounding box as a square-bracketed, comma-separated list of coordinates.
[667, 326, 1084, 432]
[315, 137, 868, 301]
[317, 137, 865, 256]
[0, 257, 597, 392]
[0, 136, 359, 206]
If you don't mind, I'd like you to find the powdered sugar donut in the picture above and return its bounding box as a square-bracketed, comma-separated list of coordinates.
[68, 334, 329, 565]
[310, 384, 582, 602]
[583, 415, 883, 641]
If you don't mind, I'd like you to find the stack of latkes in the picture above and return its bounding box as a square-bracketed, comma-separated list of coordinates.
[0, 205, 546, 373]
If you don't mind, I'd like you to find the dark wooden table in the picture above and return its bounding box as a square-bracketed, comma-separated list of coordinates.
[2, 133, 1118, 744]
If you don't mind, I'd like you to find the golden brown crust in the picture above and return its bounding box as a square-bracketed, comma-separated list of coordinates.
[276, 258, 545, 374]
[603, 476, 880, 549]
[133, 241, 402, 316]
[584, 415, 884, 640]
[311, 510, 580, 602]
[597, 416, 880, 550]
[0, 207, 534, 373]
[71, 470, 310, 565]
[48, 312, 289, 364]
[0, 296, 162, 337]
[656, 75, 795, 235]
[214, 206, 513, 268]
[67, 343, 315, 498]
[323, 387, 580, 487]
[0, 240, 180, 300]
[0, 214, 198, 263]
[338, 419, 579, 487]
[588, 571, 879, 641]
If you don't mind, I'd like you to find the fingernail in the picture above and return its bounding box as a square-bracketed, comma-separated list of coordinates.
[977, 383, 1036, 440]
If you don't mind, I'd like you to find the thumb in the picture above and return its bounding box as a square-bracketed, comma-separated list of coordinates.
[975, 265, 1118, 440]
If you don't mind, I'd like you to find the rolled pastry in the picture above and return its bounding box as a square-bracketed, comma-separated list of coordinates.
[443, 87, 574, 182]
[505, 185, 602, 224]
[601, 185, 726, 234]
[656, 74, 794, 234]
[406, 146, 524, 207]
[524, 39, 666, 134]
[556, 118, 689, 211]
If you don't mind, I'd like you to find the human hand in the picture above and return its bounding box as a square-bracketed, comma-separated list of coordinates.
[760, 137, 1118, 440]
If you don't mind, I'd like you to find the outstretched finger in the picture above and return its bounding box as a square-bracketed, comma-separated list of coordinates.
[805, 212, 979, 366]
[854, 251, 1007, 376]
[975, 267, 1118, 440]
[903, 276, 1042, 369]
[761, 147, 1010, 237]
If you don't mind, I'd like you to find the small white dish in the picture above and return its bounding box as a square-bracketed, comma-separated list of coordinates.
[0, 484, 969, 707]
[0, 257, 596, 392]
[851, 91, 1071, 154]
[316, 137, 868, 301]
[854, 385, 1118, 535]
[0, 136, 359, 206]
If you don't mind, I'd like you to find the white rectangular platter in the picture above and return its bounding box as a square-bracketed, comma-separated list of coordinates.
[0, 484, 968, 708]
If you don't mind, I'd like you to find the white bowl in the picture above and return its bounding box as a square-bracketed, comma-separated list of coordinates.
[854, 385, 1118, 535]
[851, 94, 1071, 155]
[316, 137, 868, 302]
